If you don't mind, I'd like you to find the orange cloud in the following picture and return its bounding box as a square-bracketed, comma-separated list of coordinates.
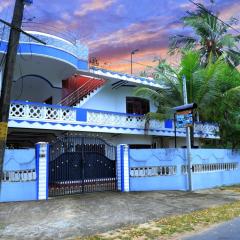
[74, 0, 115, 17]
[96, 46, 181, 75]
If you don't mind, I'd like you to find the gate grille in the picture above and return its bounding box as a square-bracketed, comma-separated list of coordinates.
[49, 135, 117, 196]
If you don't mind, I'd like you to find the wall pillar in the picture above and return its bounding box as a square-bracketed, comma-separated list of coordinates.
[36, 142, 49, 200]
[117, 144, 130, 192]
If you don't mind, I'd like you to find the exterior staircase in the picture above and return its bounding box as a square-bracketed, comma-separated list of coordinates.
[59, 75, 106, 107]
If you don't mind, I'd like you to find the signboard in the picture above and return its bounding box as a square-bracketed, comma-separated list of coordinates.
[0, 122, 8, 141]
[24, 0, 33, 5]
[175, 110, 193, 128]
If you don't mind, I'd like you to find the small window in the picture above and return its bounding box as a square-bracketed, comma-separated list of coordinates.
[126, 97, 149, 115]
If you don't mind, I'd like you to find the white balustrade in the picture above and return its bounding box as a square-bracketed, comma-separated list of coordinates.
[87, 111, 147, 129]
[0, 27, 88, 60]
[194, 122, 219, 136]
[10, 102, 76, 122]
[22, 32, 88, 60]
[9, 102, 219, 137]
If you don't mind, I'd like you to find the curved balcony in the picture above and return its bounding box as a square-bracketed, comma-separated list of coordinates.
[8, 101, 219, 138]
[0, 26, 88, 70]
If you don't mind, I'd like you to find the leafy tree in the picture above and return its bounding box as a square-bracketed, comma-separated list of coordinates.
[135, 51, 240, 148]
[169, 2, 240, 67]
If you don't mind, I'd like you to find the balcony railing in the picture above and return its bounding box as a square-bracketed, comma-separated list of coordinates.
[9, 101, 219, 138]
[0, 26, 88, 60]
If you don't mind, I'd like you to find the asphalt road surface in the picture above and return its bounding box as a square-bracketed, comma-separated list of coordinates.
[183, 217, 240, 240]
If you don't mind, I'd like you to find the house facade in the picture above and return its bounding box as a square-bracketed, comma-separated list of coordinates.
[0, 27, 226, 201]
[0, 29, 218, 149]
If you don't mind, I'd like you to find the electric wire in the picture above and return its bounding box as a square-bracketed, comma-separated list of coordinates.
[188, 0, 240, 34]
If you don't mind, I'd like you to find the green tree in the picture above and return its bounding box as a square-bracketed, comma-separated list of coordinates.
[135, 51, 240, 148]
[169, 2, 240, 67]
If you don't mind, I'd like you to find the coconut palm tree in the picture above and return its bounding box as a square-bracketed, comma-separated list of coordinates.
[135, 51, 240, 148]
[169, 2, 240, 67]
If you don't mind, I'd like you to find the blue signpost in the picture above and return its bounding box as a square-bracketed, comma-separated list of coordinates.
[24, 0, 33, 5]
[173, 98, 197, 192]
[175, 110, 193, 128]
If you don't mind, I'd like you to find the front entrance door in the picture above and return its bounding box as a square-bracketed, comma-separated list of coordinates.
[48, 135, 117, 197]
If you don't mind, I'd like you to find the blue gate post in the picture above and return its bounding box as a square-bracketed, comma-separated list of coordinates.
[36, 142, 49, 200]
[117, 144, 130, 192]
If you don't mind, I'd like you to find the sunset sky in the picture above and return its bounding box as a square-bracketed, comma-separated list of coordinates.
[1, 0, 239, 75]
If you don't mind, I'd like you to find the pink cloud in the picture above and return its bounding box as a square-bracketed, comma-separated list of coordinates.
[219, 2, 240, 21]
[74, 0, 115, 17]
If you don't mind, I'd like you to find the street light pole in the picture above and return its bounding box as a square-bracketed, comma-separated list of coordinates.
[130, 49, 139, 74]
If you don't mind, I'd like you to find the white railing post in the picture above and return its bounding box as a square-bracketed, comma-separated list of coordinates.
[41, 105, 47, 119]
[24, 104, 29, 118]
[117, 144, 130, 192]
[35, 142, 49, 200]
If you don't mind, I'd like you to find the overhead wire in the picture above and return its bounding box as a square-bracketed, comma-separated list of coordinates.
[188, 0, 240, 34]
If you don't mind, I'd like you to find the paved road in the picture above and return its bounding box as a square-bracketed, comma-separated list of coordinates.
[0, 189, 240, 240]
[183, 217, 240, 240]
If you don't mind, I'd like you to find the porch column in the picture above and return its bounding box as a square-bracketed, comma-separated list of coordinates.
[117, 144, 130, 192]
[36, 142, 49, 200]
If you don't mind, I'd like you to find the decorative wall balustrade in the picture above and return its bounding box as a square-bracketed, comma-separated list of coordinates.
[130, 166, 177, 177]
[87, 111, 165, 130]
[194, 122, 219, 136]
[87, 111, 147, 129]
[2, 169, 36, 182]
[9, 101, 218, 137]
[10, 102, 76, 122]
[182, 162, 238, 174]
[0, 26, 88, 60]
[128, 148, 240, 191]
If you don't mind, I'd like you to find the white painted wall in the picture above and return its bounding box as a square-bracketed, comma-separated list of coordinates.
[13, 55, 76, 88]
[81, 84, 157, 113]
[11, 75, 61, 103]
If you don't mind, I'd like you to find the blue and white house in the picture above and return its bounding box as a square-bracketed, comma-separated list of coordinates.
[0, 27, 218, 148]
[2, 24, 235, 203]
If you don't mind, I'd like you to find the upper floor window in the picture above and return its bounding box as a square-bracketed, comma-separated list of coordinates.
[126, 97, 150, 115]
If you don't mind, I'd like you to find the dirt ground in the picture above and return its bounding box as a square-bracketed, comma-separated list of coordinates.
[0, 189, 240, 240]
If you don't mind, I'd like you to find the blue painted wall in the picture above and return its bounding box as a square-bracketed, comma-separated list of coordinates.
[129, 148, 240, 191]
[191, 149, 240, 190]
[0, 149, 37, 202]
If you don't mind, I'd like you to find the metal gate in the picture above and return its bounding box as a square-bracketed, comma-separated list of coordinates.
[48, 135, 117, 197]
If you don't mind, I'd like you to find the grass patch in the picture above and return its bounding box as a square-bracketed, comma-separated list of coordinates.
[0, 223, 5, 230]
[220, 185, 240, 193]
[74, 200, 240, 240]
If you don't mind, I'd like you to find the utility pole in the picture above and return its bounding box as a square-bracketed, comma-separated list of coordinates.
[182, 75, 193, 192]
[0, 0, 44, 186]
[130, 49, 139, 74]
